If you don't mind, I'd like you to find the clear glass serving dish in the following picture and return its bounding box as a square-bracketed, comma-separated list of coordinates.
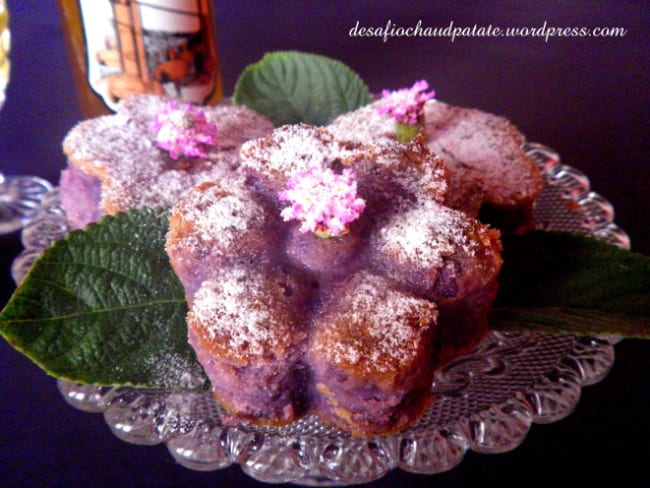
[10, 143, 629, 486]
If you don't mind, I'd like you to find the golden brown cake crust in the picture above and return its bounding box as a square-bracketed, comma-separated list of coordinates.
[166, 123, 506, 435]
[165, 178, 272, 279]
[424, 101, 543, 209]
[310, 271, 437, 388]
[62, 94, 274, 217]
[188, 263, 309, 366]
[328, 99, 543, 220]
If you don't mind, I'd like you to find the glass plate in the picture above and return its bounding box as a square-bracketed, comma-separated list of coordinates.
[10, 143, 630, 486]
[0, 174, 52, 234]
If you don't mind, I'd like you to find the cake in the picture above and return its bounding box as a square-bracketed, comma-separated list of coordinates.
[328, 98, 543, 233]
[187, 262, 311, 425]
[166, 124, 503, 435]
[60, 94, 274, 229]
[57, 89, 539, 436]
[309, 271, 438, 436]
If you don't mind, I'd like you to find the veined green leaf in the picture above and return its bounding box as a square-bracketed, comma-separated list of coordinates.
[0, 207, 208, 389]
[233, 50, 372, 126]
[491, 231, 650, 337]
[2, 212, 649, 389]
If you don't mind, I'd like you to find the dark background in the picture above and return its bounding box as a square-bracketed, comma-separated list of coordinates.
[0, 1, 648, 487]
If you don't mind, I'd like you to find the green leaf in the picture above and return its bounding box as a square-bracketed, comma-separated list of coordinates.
[0, 207, 208, 389]
[491, 231, 650, 337]
[233, 50, 372, 126]
[490, 307, 650, 338]
[4, 214, 650, 390]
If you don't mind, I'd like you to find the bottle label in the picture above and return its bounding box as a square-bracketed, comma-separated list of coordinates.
[78, 0, 219, 110]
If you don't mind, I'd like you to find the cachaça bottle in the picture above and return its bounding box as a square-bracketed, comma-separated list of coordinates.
[57, 0, 222, 117]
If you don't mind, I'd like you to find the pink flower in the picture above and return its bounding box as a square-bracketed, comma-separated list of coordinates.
[377, 80, 435, 125]
[279, 166, 366, 237]
[151, 101, 218, 159]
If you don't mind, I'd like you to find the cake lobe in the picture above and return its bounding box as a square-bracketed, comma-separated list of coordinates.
[328, 98, 543, 227]
[311, 271, 437, 380]
[61, 94, 274, 219]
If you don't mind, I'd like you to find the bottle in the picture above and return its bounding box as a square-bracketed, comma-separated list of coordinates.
[0, 0, 9, 110]
[57, 0, 222, 118]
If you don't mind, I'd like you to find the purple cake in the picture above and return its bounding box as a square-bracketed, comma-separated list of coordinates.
[60, 94, 273, 229]
[328, 99, 543, 232]
[166, 124, 503, 434]
[309, 271, 437, 436]
[187, 263, 311, 425]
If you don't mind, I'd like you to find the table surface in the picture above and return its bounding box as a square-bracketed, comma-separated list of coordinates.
[1, 2, 648, 487]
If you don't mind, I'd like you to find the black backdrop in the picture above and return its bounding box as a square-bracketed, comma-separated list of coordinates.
[0, 2, 648, 487]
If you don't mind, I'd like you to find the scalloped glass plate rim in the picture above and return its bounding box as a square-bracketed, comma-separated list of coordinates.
[10, 142, 629, 486]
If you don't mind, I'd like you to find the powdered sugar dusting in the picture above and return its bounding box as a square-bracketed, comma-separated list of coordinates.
[171, 177, 266, 250]
[240, 124, 365, 183]
[328, 100, 395, 142]
[375, 200, 478, 269]
[114, 162, 235, 212]
[329, 98, 542, 209]
[368, 139, 448, 204]
[62, 94, 273, 215]
[190, 266, 295, 362]
[423, 100, 543, 206]
[315, 272, 436, 374]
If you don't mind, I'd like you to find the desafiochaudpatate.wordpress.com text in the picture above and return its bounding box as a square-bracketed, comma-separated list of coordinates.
[349, 19, 628, 43]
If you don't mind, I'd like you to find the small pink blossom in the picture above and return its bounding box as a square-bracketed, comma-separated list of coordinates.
[279, 166, 366, 237]
[377, 80, 435, 125]
[151, 101, 218, 159]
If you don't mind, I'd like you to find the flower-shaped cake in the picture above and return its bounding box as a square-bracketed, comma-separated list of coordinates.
[60, 95, 274, 229]
[166, 124, 503, 436]
[328, 94, 543, 232]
